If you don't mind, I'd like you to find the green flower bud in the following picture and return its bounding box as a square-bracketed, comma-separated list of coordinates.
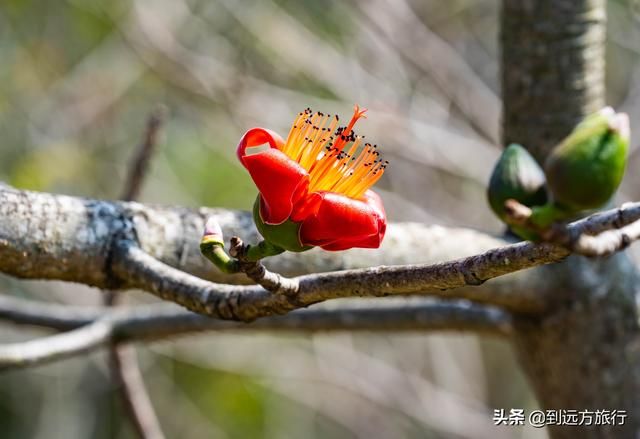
[253, 196, 313, 253]
[544, 107, 629, 212]
[487, 143, 548, 222]
[200, 217, 238, 274]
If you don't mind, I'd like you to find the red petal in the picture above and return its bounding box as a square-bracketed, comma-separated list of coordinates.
[290, 191, 323, 223]
[299, 190, 387, 250]
[236, 128, 285, 166]
[243, 149, 309, 225]
[237, 127, 309, 225]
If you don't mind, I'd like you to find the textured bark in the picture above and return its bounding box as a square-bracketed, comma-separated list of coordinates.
[502, 0, 606, 162]
[0, 185, 556, 314]
[0, 185, 506, 285]
[502, 1, 640, 437]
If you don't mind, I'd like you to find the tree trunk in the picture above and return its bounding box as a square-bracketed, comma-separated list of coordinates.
[501, 1, 640, 437]
[502, 0, 606, 162]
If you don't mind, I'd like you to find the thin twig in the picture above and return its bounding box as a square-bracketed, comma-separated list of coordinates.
[109, 345, 165, 439]
[120, 105, 167, 202]
[504, 199, 640, 257]
[228, 236, 298, 295]
[114, 239, 557, 316]
[572, 219, 640, 257]
[0, 318, 113, 371]
[106, 107, 167, 439]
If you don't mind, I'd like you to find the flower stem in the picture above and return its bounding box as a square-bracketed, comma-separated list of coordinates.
[200, 236, 239, 274]
[244, 240, 285, 261]
[200, 235, 285, 274]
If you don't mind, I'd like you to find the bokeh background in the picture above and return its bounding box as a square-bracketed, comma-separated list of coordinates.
[0, 0, 639, 438]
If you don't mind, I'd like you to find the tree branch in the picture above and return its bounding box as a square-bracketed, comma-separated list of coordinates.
[111, 196, 640, 318]
[0, 318, 113, 371]
[114, 238, 555, 316]
[572, 219, 640, 257]
[109, 345, 165, 439]
[107, 107, 167, 439]
[3, 185, 640, 318]
[504, 199, 640, 258]
[0, 295, 511, 371]
[0, 184, 507, 284]
[120, 106, 167, 203]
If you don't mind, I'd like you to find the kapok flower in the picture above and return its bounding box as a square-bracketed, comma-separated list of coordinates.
[237, 105, 387, 252]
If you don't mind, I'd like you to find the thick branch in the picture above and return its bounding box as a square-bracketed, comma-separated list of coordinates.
[3, 186, 640, 317]
[109, 198, 640, 318]
[0, 185, 505, 285]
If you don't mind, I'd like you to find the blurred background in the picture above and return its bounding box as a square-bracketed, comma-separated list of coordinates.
[0, 0, 639, 437]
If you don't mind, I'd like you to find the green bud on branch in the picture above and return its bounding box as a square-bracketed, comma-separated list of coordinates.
[544, 107, 629, 212]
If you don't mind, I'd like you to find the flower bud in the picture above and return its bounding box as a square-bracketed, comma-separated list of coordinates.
[200, 217, 237, 273]
[487, 143, 548, 222]
[202, 216, 224, 245]
[544, 107, 629, 211]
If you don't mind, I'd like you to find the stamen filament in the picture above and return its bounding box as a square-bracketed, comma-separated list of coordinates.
[279, 105, 386, 200]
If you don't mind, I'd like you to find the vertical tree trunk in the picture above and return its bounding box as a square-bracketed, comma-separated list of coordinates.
[501, 1, 640, 438]
[502, 0, 606, 161]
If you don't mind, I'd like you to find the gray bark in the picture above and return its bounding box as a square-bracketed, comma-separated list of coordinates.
[502, 1, 640, 437]
[502, 0, 606, 162]
[0, 185, 505, 285]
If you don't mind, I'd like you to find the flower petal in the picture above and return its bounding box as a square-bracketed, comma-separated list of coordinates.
[299, 190, 386, 250]
[237, 127, 309, 225]
[243, 149, 309, 225]
[290, 191, 323, 223]
[236, 127, 285, 166]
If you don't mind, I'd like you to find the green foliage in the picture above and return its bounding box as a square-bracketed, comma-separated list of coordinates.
[163, 133, 256, 209]
[171, 360, 268, 438]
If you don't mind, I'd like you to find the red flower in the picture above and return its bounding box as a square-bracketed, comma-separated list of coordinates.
[237, 105, 387, 251]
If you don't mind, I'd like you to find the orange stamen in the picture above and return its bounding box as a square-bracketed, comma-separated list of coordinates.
[278, 105, 386, 200]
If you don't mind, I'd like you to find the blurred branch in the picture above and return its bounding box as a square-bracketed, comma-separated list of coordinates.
[120, 106, 167, 202]
[358, 0, 501, 144]
[571, 219, 640, 257]
[109, 346, 165, 439]
[0, 296, 512, 336]
[0, 296, 511, 370]
[106, 108, 167, 439]
[0, 318, 113, 371]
